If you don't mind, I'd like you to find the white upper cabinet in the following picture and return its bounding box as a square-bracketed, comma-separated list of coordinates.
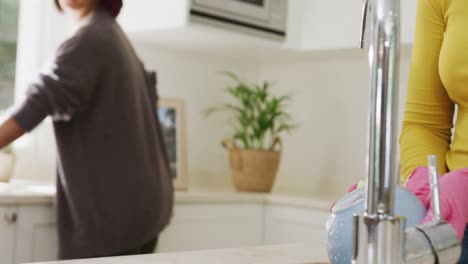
[117, 1, 189, 33]
[285, 0, 363, 50]
[117, 0, 418, 51]
[401, 0, 418, 45]
[286, 0, 417, 50]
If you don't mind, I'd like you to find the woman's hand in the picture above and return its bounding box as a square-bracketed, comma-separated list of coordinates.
[330, 166, 468, 240]
[329, 181, 364, 212]
[0, 117, 24, 150]
[404, 166, 432, 208]
[421, 169, 468, 241]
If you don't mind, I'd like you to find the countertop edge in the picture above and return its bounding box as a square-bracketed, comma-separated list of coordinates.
[25, 243, 329, 264]
[0, 183, 334, 210]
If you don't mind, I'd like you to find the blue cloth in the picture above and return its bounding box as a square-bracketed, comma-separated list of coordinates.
[459, 225, 468, 263]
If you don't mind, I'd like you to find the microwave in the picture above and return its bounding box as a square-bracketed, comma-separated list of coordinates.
[190, 0, 288, 40]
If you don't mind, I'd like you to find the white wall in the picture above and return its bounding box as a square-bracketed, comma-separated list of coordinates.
[132, 42, 261, 189]
[12, 0, 71, 182]
[257, 48, 412, 196]
[129, 45, 413, 195]
[285, 0, 361, 50]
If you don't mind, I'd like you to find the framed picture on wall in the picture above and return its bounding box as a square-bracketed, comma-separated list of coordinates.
[157, 98, 188, 191]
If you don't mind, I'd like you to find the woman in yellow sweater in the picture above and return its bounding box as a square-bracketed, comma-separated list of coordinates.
[401, 0, 468, 262]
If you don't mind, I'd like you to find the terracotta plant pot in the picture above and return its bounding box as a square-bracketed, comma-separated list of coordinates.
[222, 138, 282, 193]
[0, 151, 15, 182]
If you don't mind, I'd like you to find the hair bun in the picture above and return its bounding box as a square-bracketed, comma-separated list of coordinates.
[54, 0, 123, 18]
[101, 0, 123, 17]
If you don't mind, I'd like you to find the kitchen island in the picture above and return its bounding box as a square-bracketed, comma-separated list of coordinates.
[27, 244, 328, 264]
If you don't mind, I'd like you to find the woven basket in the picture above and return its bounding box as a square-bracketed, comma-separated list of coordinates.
[222, 138, 282, 193]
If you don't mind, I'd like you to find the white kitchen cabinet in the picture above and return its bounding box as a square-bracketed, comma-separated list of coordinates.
[158, 202, 329, 257]
[0, 194, 332, 262]
[158, 204, 264, 252]
[117, 0, 417, 52]
[14, 205, 58, 263]
[117, 1, 189, 33]
[0, 204, 58, 264]
[285, 0, 363, 50]
[263, 205, 329, 253]
[401, 0, 418, 44]
[0, 206, 18, 264]
[286, 0, 418, 50]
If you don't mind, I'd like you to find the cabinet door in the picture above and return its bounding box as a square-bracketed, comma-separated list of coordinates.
[117, 1, 187, 33]
[158, 204, 264, 252]
[286, 0, 362, 50]
[286, 0, 417, 50]
[15, 205, 58, 263]
[263, 205, 329, 259]
[0, 206, 18, 264]
[401, 0, 418, 45]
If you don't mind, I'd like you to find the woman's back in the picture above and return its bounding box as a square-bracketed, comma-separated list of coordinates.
[12, 8, 174, 259]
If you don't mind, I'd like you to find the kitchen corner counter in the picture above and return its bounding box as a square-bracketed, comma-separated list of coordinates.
[0, 181, 56, 205]
[264, 194, 332, 210]
[175, 190, 265, 205]
[175, 191, 333, 210]
[27, 244, 328, 264]
[0, 180, 334, 210]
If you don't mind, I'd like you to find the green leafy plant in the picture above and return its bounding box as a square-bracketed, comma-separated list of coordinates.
[205, 72, 297, 150]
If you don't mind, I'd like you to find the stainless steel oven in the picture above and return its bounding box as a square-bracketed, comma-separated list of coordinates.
[190, 0, 288, 39]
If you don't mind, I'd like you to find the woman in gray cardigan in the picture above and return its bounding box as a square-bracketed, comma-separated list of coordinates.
[0, 0, 173, 260]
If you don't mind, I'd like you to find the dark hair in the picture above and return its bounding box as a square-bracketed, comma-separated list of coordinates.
[54, 0, 123, 18]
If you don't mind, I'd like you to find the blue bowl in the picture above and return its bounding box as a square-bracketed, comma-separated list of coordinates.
[326, 186, 427, 264]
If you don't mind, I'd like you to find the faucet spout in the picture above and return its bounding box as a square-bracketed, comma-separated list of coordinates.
[360, 0, 371, 49]
[364, 0, 400, 226]
[352, 0, 461, 263]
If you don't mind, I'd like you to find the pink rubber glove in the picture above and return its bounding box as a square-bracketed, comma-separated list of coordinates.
[422, 168, 468, 241]
[347, 183, 358, 193]
[404, 166, 431, 208]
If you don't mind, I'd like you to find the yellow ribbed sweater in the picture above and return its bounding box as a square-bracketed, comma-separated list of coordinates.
[400, 0, 468, 182]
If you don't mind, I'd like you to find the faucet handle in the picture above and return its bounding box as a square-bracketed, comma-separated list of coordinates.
[427, 155, 442, 222]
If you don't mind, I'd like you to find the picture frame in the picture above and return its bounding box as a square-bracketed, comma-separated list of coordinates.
[157, 98, 188, 191]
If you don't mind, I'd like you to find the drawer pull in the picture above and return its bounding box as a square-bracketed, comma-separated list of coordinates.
[4, 212, 17, 224]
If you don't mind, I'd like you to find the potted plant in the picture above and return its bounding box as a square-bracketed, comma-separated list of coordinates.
[205, 72, 297, 192]
[0, 111, 15, 182]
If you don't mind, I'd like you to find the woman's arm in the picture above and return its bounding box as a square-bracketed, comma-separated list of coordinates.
[0, 117, 24, 150]
[400, 0, 452, 182]
[0, 30, 103, 151]
[10, 30, 104, 132]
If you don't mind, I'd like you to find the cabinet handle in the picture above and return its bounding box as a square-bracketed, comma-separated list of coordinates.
[4, 212, 18, 224]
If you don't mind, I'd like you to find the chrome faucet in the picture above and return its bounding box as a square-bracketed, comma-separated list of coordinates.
[353, 0, 461, 263]
[360, 0, 371, 49]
